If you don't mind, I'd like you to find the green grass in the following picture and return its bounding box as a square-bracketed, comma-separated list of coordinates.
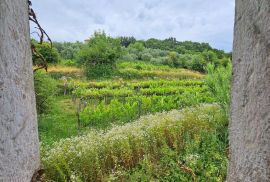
[38, 96, 78, 145]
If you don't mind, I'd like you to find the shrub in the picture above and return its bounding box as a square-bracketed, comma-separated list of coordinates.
[34, 71, 57, 114]
[128, 42, 145, 52]
[167, 51, 179, 67]
[150, 57, 164, 65]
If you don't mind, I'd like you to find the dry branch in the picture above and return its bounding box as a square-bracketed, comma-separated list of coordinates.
[28, 0, 52, 72]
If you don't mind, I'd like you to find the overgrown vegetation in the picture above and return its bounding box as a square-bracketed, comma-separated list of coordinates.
[42, 105, 228, 181]
[205, 63, 232, 117]
[51, 34, 230, 74]
[34, 71, 57, 114]
[33, 32, 231, 181]
[32, 40, 60, 65]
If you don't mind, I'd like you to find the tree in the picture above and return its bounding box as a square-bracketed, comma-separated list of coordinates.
[53, 41, 83, 60]
[0, 0, 40, 181]
[228, 0, 270, 181]
[32, 41, 60, 64]
[166, 51, 178, 67]
[128, 42, 145, 52]
[119, 36, 136, 47]
[77, 31, 122, 78]
[191, 54, 206, 72]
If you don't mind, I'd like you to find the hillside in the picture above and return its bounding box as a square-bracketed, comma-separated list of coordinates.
[34, 34, 231, 181]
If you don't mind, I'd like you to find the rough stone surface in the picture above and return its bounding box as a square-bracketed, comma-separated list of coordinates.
[0, 0, 40, 181]
[228, 0, 270, 181]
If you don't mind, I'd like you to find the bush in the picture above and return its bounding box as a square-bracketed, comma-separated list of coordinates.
[34, 71, 57, 114]
[128, 42, 145, 52]
[150, 57, 164, 65]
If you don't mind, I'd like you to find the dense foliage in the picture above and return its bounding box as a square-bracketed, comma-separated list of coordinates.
[53, 41, 83, 60]
[45, 33, 230, 75]
[34, 71, 57, 114]
[76, 31, 123, 78]
[32, 41, 60, 65]
[122, 45, 230, 73]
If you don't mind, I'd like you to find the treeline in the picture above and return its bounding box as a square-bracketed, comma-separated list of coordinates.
[120, 36, 227, 57]
[32, 31, 231, 78]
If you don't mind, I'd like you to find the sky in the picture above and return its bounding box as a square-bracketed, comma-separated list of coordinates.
[31, 0, 235, 52]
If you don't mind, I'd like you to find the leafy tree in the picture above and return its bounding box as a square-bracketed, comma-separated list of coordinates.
[168, 51, 179, 66]
[145, 38, 162, 49]
[77, 31, 122, 78]
[141, 53, 152, 62]
[119, 36, 136, 47]
[32, 41, 60, 64]
[54, 41, 83, 60]
[202, 51, 218, 64]
[191, 55, 206, 72]
[128, 42, 145, 52]
[127, 42, 145, 60]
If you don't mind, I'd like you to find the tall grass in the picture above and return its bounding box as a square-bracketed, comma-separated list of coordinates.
[42, 105, 225, 181]
[205, 63, 232, 117]
[204, 63, 232, 145]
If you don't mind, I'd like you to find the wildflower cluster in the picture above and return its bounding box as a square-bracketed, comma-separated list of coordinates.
[42, 105, 223, 181]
